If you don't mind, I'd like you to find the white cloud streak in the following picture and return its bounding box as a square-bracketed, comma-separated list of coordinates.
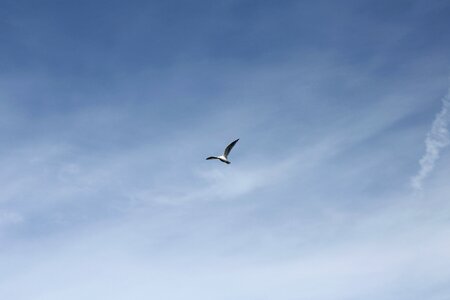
[411, 85, 450, 190]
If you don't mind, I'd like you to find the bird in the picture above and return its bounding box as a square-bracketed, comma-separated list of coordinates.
[206, 139, 239, 164]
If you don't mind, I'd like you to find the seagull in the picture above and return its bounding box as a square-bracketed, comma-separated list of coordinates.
[206, 139, 239, 164]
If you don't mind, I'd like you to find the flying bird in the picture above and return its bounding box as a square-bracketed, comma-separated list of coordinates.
[206, 139, 239, 164]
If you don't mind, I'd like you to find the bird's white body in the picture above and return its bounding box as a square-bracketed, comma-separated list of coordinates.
[217, 155, 229, 164]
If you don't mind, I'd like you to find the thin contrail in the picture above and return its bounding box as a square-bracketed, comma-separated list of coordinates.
[411, 86, 450, 190]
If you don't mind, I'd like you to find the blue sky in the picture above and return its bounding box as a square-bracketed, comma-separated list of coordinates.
[1, 0, 450, 299]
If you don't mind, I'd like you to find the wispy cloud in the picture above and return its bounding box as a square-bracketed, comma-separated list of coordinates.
[0, 211, 23, 227]
[411, 85, 450, 190]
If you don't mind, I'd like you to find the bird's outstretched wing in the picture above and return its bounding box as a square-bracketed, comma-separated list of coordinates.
[223, 139, 239, 158]
[206, 156, 219, 160]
